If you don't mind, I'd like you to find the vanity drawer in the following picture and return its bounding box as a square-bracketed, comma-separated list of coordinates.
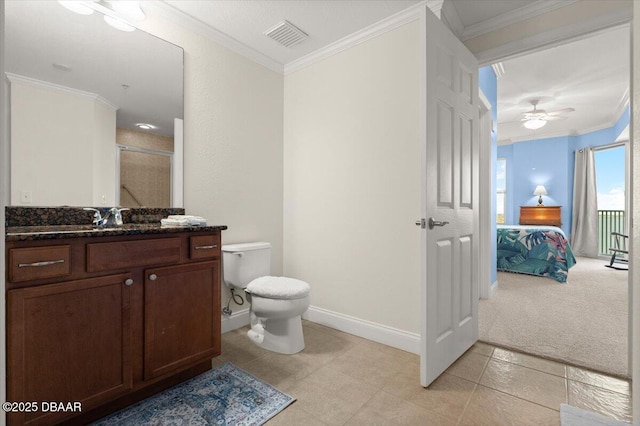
[9, 245, 71, 283]
[190, 235, 220, 260]
[87, 238, 181, 272]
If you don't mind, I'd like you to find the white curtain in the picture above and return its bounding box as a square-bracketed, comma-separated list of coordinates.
[571, 147, 598, 257]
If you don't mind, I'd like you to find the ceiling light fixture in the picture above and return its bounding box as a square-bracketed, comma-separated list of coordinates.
[136, 123, 154, 130]
[109, 1, 145, 22]
[58, 0, 94, 15]
[57, 0, 145, 32]
[523, 118, 547, 130]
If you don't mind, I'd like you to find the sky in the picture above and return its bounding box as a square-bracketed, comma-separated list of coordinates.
[594, 146, 625, 210]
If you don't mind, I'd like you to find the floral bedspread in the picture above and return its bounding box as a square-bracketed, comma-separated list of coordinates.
[497, 225, 577, 283]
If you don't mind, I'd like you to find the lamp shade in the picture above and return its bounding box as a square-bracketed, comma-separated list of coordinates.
[533, 185, 548, 196]
[523, 118, 547, 130]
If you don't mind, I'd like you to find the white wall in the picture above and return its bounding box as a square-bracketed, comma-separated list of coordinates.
[283, 21, 421, 334]
[9, 80, 116, 206]
[10, 81, 94, 205]
[93, 99, 117, 206]
[136, 6, 284, 314]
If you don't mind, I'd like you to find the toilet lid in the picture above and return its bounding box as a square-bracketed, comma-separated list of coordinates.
[246, 276, 310, 300]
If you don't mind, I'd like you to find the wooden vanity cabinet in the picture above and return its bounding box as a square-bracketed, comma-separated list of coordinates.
[5, 231, 222, 426]
[7, 274, 134, 426]
[144, 261, 220, 380]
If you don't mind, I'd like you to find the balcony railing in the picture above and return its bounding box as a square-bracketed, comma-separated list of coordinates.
[598, 210, 625, 256]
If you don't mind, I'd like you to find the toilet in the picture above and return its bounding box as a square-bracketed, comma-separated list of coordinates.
[222, 242, 310, 354]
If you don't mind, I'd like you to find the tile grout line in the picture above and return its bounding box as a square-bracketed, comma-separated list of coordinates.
[455, 354, 491, 425]
[340, 387, 385, 426]
[474, 382, 563, 413]
[455, 383, 478, 426]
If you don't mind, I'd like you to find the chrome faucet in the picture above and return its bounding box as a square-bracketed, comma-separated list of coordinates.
[83, 207, 130, 227]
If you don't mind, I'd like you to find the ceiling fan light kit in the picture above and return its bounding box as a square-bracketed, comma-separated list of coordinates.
[523, 118, 547, 130]
[521, 99, 575, 131]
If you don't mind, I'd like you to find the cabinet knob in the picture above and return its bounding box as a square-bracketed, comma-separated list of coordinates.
[149, 274, 157, 281]
[124, 278, 134, 286]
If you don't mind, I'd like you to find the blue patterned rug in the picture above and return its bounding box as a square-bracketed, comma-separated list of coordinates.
[92, 362, 295, 425]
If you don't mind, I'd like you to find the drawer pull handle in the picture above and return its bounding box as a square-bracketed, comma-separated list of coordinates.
[18, 259, 65, 268]
[124, 278, 134, 286]
[195, 245, 218, 250]
[149, 274, 157, 281]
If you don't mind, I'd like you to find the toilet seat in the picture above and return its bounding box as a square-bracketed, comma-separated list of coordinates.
[246, 276, 310, 300]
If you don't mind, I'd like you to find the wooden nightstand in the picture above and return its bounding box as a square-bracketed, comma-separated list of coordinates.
[519, 206, 562, 227]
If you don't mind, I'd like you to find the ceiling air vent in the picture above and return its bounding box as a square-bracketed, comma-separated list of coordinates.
[264, 20, 308, 48]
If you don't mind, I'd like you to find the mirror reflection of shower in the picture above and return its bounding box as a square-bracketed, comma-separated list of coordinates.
[116, 127, 173, 208]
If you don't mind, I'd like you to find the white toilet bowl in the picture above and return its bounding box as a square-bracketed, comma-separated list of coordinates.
[247, 294, 310, 354]
[245, 275, 310, 354]
[222, 243, 311, 355]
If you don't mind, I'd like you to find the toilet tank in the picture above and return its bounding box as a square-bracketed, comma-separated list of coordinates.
[222, 242, 271, 289]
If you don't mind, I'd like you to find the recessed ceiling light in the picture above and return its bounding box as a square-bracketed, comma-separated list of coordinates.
[136, 123, 154, 130]
[52, 63, 72, 72]
[58, 1, 94, 15]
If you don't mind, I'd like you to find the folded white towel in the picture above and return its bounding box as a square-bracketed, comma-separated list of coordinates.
[161, 215, 207, 227]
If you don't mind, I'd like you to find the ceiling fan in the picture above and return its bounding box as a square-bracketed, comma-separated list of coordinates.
[522, 100, 575, 130]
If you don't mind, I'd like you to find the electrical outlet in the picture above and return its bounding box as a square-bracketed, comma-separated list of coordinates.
[101, 195, 107, 205]
[21, 190, 32, 204]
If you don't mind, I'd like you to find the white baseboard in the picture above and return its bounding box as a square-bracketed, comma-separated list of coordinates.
[489, 280, 499, 297]
[221, 309, 250, 334]
[303, 305, 420, 355]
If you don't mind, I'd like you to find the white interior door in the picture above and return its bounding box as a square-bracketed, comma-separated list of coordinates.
[420, 7, 479, 387]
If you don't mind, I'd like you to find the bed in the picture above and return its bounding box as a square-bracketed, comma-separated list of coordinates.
[497, 225, 577, 283]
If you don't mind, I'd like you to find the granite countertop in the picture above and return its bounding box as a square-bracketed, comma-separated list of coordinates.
[6, 223, 228, 242]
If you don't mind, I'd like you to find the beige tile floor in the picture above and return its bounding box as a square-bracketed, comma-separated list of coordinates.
[213, 321, 631, 425]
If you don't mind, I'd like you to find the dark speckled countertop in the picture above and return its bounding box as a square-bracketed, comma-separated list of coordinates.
[6, 224, 228, 242]
[5, 207, 227, 242]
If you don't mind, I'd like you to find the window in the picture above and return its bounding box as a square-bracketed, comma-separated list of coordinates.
[594, 144, 626, 255]
[496, 158, 506, 224]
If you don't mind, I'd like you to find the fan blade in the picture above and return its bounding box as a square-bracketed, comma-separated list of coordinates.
[545, 116, 567, 121]
[546, 107, 575, 116]
[522, 113, 546, 120]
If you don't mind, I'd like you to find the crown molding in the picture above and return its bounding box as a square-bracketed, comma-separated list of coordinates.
[461, 0, 580, 41]
[440, 0, 464, 38]
[491, 62, 505, 79]
[5, 73, 119, 111]
[284, 1, 426, 75]
[148, 1, 284, 74]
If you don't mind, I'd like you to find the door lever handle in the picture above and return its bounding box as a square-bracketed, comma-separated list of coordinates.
[428, 217, 449, 229]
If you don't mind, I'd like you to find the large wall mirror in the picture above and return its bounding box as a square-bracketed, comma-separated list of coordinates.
[5, 0, 184, 208]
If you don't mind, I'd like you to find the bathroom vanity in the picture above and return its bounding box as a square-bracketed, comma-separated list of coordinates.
[5, 208, 226, 425]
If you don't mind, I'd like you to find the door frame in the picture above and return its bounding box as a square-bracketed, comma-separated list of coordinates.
[478, 91, 494, 299]
[116, 144, 175, 207]
[474, 17, 636, 423]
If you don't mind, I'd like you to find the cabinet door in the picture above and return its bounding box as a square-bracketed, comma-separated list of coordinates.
[8, 273, 133, 426]
[144, 261, 221, 379]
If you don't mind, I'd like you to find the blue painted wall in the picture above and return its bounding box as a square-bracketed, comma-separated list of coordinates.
[479, 66, 498, 284]
[497, 108, 629, 238]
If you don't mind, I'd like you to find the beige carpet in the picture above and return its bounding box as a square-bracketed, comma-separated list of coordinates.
[479, 257, 629, 378]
